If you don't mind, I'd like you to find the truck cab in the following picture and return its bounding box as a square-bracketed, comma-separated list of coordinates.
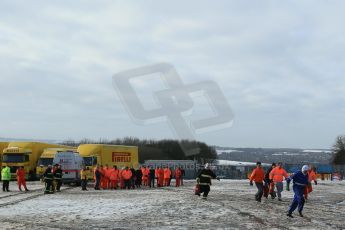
[82, 155, 98, 179]
[2, 147, 33, 179]
[0, 142, 9, 169]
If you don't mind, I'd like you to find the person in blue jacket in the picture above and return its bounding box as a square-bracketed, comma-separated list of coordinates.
[287, 165, 309, 218]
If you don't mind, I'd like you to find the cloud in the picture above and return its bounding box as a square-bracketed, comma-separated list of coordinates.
[0, 0, 344, 148]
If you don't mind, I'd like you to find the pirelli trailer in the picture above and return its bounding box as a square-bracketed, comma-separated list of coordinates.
[77, 144, 139, 179]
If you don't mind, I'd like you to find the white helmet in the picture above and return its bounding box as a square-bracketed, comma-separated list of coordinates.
[301, 165, 309, 172]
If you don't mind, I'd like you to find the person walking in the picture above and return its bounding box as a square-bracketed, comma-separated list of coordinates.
[16, 166, 29, 192]
[2, 165, 11, 192]
[304, 166, 317, 200]
[249, 162, 265, 202]
[264, 163, 276, 199]
[287, 165, 310, 218]
[196, 163, 218, 199]
[80, 166, 88, 191]
[269, 162, 289, 201]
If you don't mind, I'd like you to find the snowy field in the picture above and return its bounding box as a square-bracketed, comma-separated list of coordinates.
[0, 180, 344, 229]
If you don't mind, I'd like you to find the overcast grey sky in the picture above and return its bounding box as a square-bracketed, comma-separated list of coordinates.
[1, 0, 345, 149]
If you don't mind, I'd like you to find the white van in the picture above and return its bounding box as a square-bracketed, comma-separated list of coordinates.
[53, 151, 84, 185]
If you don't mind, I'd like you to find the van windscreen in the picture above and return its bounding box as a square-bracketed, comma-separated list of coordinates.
[38, 158, 53, 166]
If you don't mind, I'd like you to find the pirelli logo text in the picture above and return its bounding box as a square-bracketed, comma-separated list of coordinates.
[112, 152, 131, 163]
[5, 149, 20, 153]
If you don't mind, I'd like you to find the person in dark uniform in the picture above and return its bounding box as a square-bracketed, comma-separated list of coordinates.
[196, 163, 219, 199]
[130, 166, 136, 189]
[43, 165, 53, 194]
[94, 165, 101, 190]
[53, 164, 63, 192]
[135, 168, 142, 188]
[264, 163, 276, 199]
[149, 166, 155, 188]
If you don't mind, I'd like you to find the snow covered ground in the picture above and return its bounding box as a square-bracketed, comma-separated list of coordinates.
[0, 180, 344, 229]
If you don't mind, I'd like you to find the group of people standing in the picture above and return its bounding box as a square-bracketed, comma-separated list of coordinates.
[43, 164, 63, 194]
[86, 165, 186, 191]
[1, 165, 29, 192]
[249, 162, 318, 218]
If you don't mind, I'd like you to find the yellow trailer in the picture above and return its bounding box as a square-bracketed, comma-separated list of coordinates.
[2, 142, 70, 180]
[77, 144, 139, 179]
[36, 147, 77, 179]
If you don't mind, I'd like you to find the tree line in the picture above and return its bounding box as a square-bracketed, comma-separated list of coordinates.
[60, 137, 217, 163]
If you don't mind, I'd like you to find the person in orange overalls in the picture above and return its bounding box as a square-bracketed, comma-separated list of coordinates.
[16, 166, 29, 192]
[269, 162, 289, 201]
[102, 164, 110, 189]
[121, 166, 133, 189]
[164, 166, 171, 187]
[304, 166, 318, 200]
[141, 166, 149, 186]
[106, 165, 113, 189]
[174, 167, 182, 187]
[109, 165, 119, 189]
[249, 162, 265, 202]
[156, 166, 164, 187]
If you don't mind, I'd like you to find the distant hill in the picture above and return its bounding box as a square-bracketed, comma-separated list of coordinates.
[215, 147, 333, 165]
[0, 137, 61, 144]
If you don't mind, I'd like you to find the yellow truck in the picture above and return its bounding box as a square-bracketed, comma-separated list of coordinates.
[77, 144, 139, 179]
[36, 147, 77, 179]
[2, 142, 70, 180]
[0, 142, 9, 168]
